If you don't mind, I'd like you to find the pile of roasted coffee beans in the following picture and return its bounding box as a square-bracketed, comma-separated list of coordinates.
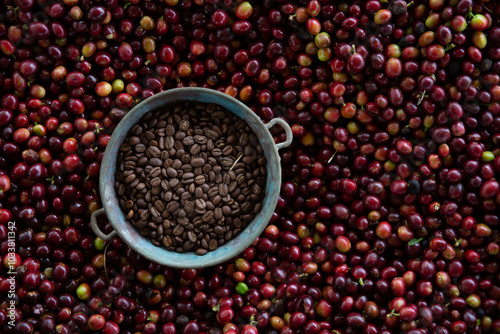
[115, 102, 266, 254]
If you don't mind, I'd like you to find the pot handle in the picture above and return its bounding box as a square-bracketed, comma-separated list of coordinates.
[91, 208, 118, 241]
[265, 118, 293, 150]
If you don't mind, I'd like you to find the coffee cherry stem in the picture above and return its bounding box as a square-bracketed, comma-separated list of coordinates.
[444, 43, 456, 52]
[327, 151, 337, 164]
[480, 3, 492, 13]
[103, 240, 112, 283]
[466, 8, 474, 20]
[350, 44, 357, 55]
[387, 309, 399, 318]
[417, 90, 427, 105]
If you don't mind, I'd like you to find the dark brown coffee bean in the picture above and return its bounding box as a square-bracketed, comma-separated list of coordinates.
[128, 136, 141, 145]
[191, 157, 205, 167]
[135, 144, 146, 153]
[183, 241, 194, 251]
[187, 231, 197, 243]
[208, 186, 218, 197]
[150, 207, 160, 218]
[228, 181, 238, 193]
[154, 200, 165, 212]
[150, 167, 161, 178]
[208, 239, 218, 251]
[213, 195, 222, 205]
[195, 198, 206, 209]
[166, 124, 175, 136]
[195, 187, 203, 198]
[219, 183, 228, 196]
[221, 157, 234, 168]
[150, 158, 162, 167]
[173, 224, 184, 236]
[194, 135, 207, 144]
[151, 177, 161, 187]
[222, 146, 233, 155]
[181, 192, 191, 202]
[179, 119, 190, 131]
[205, 129, 219, 140]
[233, 218, 242, 228]
[168, 178, 179, 188]
[196, 248, 208, 255]
[214, 225, 225, 235]
[123, 161, 136, 169]
[148, 146, 161, 157]
[163, 235, 173, 247]
[202, 211, 214, 222]
[189, 143, 201, 155]
[182, 136, 194, 146]
[185, 201, 194, 213]
[195, 175, 206, 185]
[214, 207, 223, 220]
[165, 136, 174, 149]
[182, 172, 194, 180]
[207, 139, 214, 151]
[208, 171, 216, 182]
[163, 167, 175, 178]
[143, 131, 154, 141]
[172, 159, 182, 169]
[120, 143, 132, 152]
[222, 205, 231, 216]
[166, 201, 179, 212]
[252, 183, 261, 195]
[124, 174, 136, 183]
[212, 148, 222, 157]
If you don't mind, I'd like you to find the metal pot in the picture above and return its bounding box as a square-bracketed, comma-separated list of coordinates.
[91, 87, 292, 268]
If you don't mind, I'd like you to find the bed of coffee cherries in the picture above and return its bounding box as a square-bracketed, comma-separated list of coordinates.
[0, 0, 500, 333]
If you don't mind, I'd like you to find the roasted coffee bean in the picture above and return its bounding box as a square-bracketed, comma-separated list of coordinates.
[214, 225, 225, 235]
[185, 201, 194, 213]
[182, 172, 194, 180]
[182, 136, 194, 146]
[208, 239, 218, 251]
[124, 174, 136, 183]
[166, 201, 180, 212]
[195, 198, 206, 209]
[187, 231, 197, 243]
[148, 146, 161, 157]
[195, 175, 206, 185]
[165, 136, 174, 149]
[166, 124, 175, 136]
[163, 235, 173, 247]
[150, 167, 161, 178]
[154, 200, 165, 212]
[150, 158, 162, 167]
[202, 211, 214, 222]
[219, 184, 229, 196]
[196, 248, 208, 255]
[191, 157, 205, 167]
